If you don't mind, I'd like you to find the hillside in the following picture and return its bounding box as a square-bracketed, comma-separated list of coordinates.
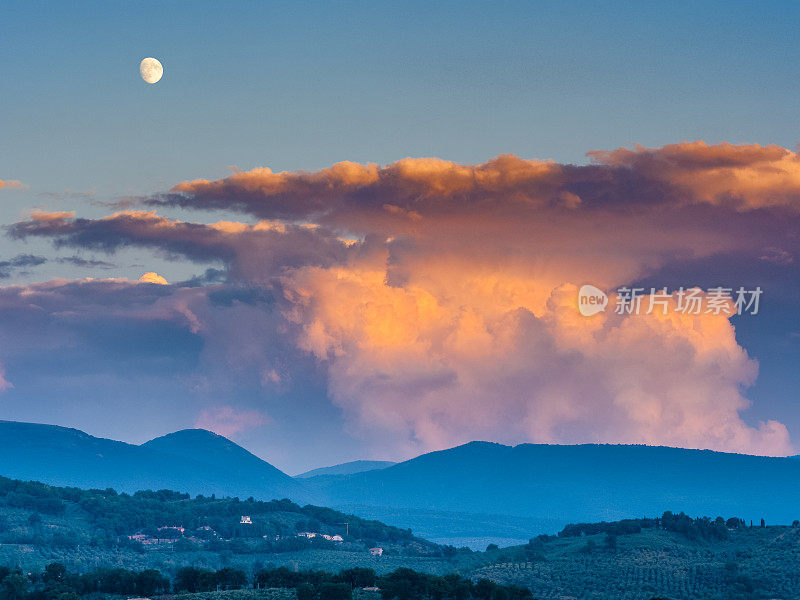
[296, 461, 397, 479]
[467, 516, 800, 600]
[310, 441, 800, 535]
[4, 473, 800, 600]
[0, 421, 314, 504]
[0, 474, 442, 576]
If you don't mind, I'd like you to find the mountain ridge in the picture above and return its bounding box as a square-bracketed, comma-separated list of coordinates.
[5, 420, 800, 545]
[295, 460, 397, 479]
[0, 420, 314, 503]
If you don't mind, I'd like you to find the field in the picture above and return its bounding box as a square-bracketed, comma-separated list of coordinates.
[470, 526, 800, 600]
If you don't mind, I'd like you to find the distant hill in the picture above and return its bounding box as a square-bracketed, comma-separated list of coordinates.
[8, 421, 800, 547]
[0, 421, 314, 503]
[308, 441, 800, 537]
[295, 460, 396, 479]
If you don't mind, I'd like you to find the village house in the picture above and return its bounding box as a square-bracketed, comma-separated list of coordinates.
[369, 547, 383, 556]
[240, 516, 252, 524]
[157, 526, 185, 534]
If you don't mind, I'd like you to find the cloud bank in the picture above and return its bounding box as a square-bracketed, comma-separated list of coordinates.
[5, 142, 800, 457]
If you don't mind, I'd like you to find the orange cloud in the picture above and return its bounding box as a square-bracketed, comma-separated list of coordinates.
[139, 272, 168, 285]
[0, 179, 25, 190]
[282, 264, 791, 457]
[161, 144, 800, 228]
[589, 142, 800, 210]
[8, 143, 800, 458]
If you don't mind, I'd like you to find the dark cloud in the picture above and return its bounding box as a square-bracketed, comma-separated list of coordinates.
[56, 256, 116, 268]
[0, 254, 47, 278]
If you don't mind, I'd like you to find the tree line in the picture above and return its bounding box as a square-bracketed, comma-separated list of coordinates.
[0, 563, 533, 600]
[556, 511, 767, 542]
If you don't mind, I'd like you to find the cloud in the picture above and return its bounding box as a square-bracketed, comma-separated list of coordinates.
[154, 143, 800, 228]
[8, 210, 353, 281]
[281, 266, 791, 457]
[0, 179, 25, 190]
[0, 254, 47, 279]
[4, 143, 800, 458]
[139, 272, 169, 285]
[194, 405, 269, 438]
[0, 363, 12, 393]
[56, 256, 115, 269]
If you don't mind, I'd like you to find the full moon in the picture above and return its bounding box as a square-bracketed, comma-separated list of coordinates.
[140, 57, 163, 84]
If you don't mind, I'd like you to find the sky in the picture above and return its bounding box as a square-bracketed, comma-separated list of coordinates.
[0, 1, 799, 473]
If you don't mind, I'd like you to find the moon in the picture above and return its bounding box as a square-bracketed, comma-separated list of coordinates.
[140, 57, 163, 84]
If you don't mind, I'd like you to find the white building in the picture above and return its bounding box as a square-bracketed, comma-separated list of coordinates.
[369, 547, 383, 556]
[240, 516, 252, 524]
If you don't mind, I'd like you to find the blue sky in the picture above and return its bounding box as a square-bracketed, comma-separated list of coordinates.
[1, 1, 799, 472]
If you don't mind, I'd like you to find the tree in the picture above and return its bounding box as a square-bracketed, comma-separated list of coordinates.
[604, 533, 617, 551]
[339, 568, 376, 588]
[44, 563, 67, 584]
[473, 579, 498, 600]
[319, 583, 352, 600]
[1, 574, 29, 600]
[136, 569, 169, 596]
[485, 543, 499, 552]
[216, 568, 247, 590]
[175, 567, 206, 593]
[378, 568, 429, 600]
[296, 583, 317, 600]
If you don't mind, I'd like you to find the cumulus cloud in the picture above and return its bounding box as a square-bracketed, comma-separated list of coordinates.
[4, 142, 800, 457]
[194, 405, 270, 438]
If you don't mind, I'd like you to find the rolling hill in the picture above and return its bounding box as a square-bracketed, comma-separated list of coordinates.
[308, 441, 800, 543]
[295, 460, 396, 479]
[7, 421, 800, 548]
[0, 421, 314, 504]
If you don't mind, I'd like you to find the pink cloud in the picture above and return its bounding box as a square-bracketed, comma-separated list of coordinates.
[6, 142, 800, 458]
[194, 406, 270, 438]
[0, 364, 12, 393]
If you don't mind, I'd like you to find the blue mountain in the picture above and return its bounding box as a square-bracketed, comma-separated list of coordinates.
[0, 420, 314, 503]
[295, 460, 396, 479]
